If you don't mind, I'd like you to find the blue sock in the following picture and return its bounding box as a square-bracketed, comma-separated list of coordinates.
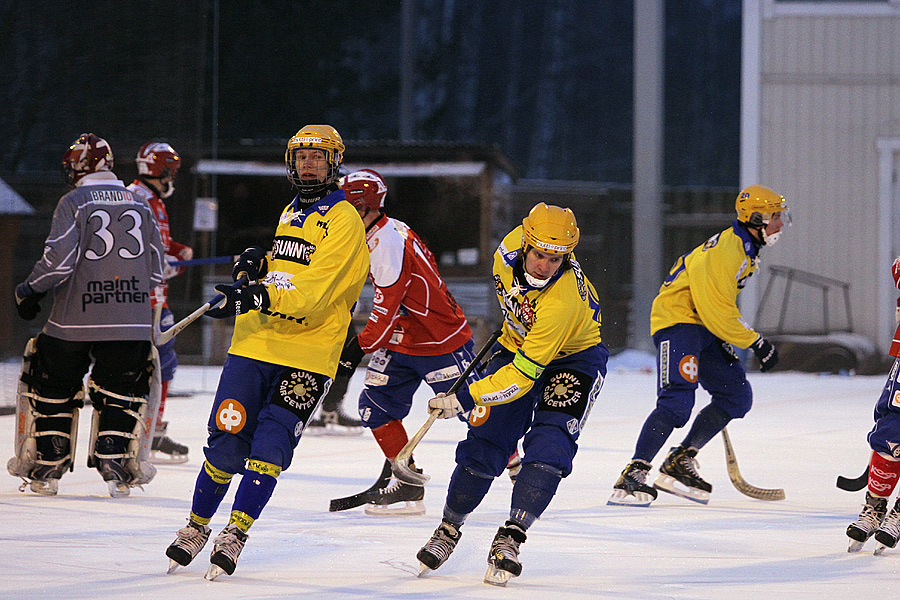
[633, 408, 678, 463]
[682, 404, 731, 450]
[233, 470, 278, 521]
[191, 461, 233, 522]
[445, 465, 493, 520]
[510, 462, 562, 528]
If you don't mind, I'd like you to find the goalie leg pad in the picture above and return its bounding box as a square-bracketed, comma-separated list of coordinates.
[8, 339, 84, 494]
[88, 374, 157, 492]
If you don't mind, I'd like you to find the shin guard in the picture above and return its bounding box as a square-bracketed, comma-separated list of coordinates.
[8, 338, 83, 494]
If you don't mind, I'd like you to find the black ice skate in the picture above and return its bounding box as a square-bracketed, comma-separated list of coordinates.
[150, 422, 189, 464]
[874, 496, 900, 555]
[847, 492, 888, 552]
[8, 461, 64, 496]
[416, 520, 462, 575]
[166, 519, 212, 573]
[305, 408, 363, 436]
[484, 524, 526, 586]
[205, 524, 248, 580]
[654, 445, 712, 504]
[364, 477, 425, 516]
[608, 459, 659, 507]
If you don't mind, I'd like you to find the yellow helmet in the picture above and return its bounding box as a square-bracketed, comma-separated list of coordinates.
[285, 124, 345, 194]
[735, 184, 787, 227]
[521, 202, 579, 255]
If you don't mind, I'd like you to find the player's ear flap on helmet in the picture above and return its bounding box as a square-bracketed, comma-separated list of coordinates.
[521, 202, 579, 256]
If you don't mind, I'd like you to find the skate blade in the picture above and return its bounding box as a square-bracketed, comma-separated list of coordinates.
[107, 480, 131, 498]
[484, 564, 513, 586]
[205, 564, 226, 581]
[847, 539, 866, 553]
[167, 559, 182, 574]
[30, 479, 59, 496]
[149, 451, 189, 465]
[607, 489, 654, 507]
[417, 562, 432, 577]
[364, 500, 426, 516]
[874, 543, 887, 556]
[653, 475, 709, 505]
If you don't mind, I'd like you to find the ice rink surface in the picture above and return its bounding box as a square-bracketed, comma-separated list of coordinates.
[0, 355, 894, 599]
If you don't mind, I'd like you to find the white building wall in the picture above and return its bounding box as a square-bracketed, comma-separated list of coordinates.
[747, 0, 900, 351]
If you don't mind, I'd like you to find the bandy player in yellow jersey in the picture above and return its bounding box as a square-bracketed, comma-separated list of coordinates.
[415, 203, 608, 586]
[165, 125, 369, 580]
[609, 185, 789, 508]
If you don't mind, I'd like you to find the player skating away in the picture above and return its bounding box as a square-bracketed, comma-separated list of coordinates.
[335, 169, 476, 515]
[846, 256, 900, 553]
[164, 125, 369, 580]
[128, 142, 193, 463]
[9, 133, 165, 498]
[417, 203, 608, 586]
[608, 185, 790, 508]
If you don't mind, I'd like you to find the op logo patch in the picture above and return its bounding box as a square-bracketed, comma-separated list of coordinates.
[216, 399, 248, 433]
[679, 355, 699, 383]
[468, 404, 491, 427]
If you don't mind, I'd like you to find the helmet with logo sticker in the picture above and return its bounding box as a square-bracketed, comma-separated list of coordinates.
[62, 133, 114, 188]
[340, 169, 387, 214]
[735, 184, 788, 227]
[521, 202, 579, 256]
[285, 124, 344, 195]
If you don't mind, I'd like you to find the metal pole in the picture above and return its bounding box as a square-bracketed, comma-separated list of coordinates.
[630, 0, 665, 351]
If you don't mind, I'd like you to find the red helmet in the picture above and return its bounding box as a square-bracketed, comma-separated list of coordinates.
[62, 133, 114, 187]
[136, 142, 181, 179]
[341, 169, 387, 213]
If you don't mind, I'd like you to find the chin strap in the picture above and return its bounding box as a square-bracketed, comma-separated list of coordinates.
[522, 270, 551, 288]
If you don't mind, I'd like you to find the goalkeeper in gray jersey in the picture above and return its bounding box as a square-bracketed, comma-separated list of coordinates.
[9, 133, 165, 498]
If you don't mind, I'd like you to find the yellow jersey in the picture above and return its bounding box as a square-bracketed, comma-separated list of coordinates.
[467, 226, 603, 406]
[228, 190, 370, 376]
[650, 220, 760, 348]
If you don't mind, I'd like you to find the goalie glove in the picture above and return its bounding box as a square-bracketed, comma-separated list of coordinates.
[14, 282, 46, 321]
[337, 335, 365, 377]
[750, 335, 778, 373]
[205, 282, 270, 319]
[428, 392, 464, 420]
[232, 246, 268, 282]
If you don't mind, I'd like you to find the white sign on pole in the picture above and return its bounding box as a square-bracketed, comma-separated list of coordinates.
[193, 197, 218, 232]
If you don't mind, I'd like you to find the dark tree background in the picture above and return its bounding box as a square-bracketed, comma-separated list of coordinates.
[0, 0, 740, 186]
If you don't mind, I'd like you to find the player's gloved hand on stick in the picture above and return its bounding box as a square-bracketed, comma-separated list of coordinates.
[337, 335, 365, 377]
[14, 282, 46, 321]
[750, 335, 778, 372]
[429, 392, 464, 419]
[232, 246, 268, 282]
[206, 282, 270, 319]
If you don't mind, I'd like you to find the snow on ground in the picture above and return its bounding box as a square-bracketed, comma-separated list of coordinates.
[0, 357, 894, 599]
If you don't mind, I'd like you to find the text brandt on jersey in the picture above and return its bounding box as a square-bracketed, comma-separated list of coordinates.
[82, 277, 149, 311]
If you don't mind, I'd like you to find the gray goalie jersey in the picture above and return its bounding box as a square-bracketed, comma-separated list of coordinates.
[22, 174, 165, 342]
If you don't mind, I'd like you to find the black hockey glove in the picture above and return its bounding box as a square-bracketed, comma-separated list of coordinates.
[15, 282, 46, 321]
[750, 335, 778, 372]
[232, 246, 268, 282]
[205, 282, 270, 319]
[337, 335, 365, 377]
